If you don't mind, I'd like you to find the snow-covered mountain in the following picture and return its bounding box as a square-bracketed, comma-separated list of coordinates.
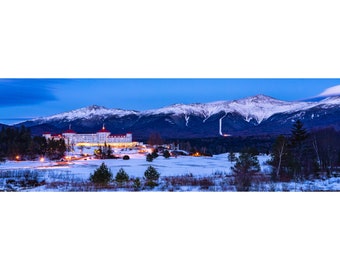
[17, 94, 340, 139]
[131, 94, 339, 124]
[145, 95, 315, 124]
[31, 105, 138, 123]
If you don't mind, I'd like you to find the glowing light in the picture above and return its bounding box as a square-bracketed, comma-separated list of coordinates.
[15, 155, 20, 161]
[76, 142, 138, 148]
[40, 157, 45, 162]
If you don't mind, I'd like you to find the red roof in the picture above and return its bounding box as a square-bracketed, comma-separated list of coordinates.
[97, 127, 110, 133]
[63, 129, 76, 134]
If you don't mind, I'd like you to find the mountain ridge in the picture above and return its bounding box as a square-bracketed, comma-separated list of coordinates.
[14, 94, 340, 140]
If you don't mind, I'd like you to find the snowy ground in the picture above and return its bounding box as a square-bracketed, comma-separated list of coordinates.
[0, 153, 339, 191]
[1, 153, 241, 178]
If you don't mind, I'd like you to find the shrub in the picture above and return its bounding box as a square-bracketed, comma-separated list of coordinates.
[151, 149, 159, 159]
[133, 177, 141, 190]
[227, 151, 236, 163]
[122, 155, 130, 160]
[145, 180, 158, 189]
[146, 153, 153, 162]
[89, 162, 112, 184]
[115, 168, 129, 183]
[163, 150, 171, 159]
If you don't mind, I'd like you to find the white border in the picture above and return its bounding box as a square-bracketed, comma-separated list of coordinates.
[1, 1, 340, 269]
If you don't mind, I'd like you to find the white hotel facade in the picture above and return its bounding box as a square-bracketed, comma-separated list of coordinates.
[43, 125, 138, 148]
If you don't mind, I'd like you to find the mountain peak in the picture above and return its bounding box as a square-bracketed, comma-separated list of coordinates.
[86, 105, 108, 110]
[243, 94, 280, 102]
[256, 94, 276, 99]
[234, 94, 286, 106]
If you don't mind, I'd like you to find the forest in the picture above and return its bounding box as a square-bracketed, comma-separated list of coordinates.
[0, 126, 66, 161]
[170, 121, 340, 182]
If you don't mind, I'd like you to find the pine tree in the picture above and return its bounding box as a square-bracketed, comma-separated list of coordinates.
[146, 153, 153, 162]
[144, 166, 160, 188]
[227, 151, 236, 163]
[290, 120, 309, 180]
[144, 166, 160, 181]
[107, 145, 113, 158]
[151, 149, 159, 159]
[89, 162, 113, 184]
[115, 168, 129, 184]
[232, 151, 260, 191]
[163, 150, 171, 159]
[133, 177, 141, 191]
[291, 120, 308, 146]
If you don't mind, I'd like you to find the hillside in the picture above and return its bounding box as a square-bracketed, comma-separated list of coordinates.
[15, 95, 340, 140]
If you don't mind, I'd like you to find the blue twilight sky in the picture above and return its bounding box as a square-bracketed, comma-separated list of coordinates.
[1, 78, 340, 125]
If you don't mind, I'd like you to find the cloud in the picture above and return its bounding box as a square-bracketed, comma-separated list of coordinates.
[0, 79, 58, 106]
[318, 85, 340, 97]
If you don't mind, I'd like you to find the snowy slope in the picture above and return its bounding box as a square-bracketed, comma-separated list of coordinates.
[32, 105, 139, 123]
[141, 94, 336, 124]
[316, 96, 340, 106]
[29, 94, 340, 124]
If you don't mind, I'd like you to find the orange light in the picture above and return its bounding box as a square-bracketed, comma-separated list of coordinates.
[40, 157, 45, 162]
[193, 152, 201, 157]
[15, 155, 20, 161]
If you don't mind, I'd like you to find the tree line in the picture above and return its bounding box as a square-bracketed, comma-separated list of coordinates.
[270, 120, 340, 181]
[0, 126, 66, 161]
[228, 120, 340, 191]
[172, 135, 276, 156]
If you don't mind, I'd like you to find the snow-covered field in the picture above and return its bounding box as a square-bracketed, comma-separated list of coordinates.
[1, 153, 240, 178]
[1, 153, 340, 191]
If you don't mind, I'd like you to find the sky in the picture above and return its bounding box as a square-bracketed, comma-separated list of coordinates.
[1, 78, 340, 125]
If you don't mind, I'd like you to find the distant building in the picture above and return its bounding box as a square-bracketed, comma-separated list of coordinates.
[42, 125, 138, 148]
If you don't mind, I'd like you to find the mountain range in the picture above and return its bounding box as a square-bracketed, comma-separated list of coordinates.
[12, 94, 340, 140]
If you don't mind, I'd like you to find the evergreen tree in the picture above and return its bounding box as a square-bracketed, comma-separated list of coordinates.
[144, 166, 160, 188]
[144, 166, 160, 181]
[146, 153, 153, 162]
[89, 162, 113, 184]
[115, 168, 129, 184]
[232, 150, 260, 191]
[107, 145, 113, 158]
[227, 151, 236, 163]
[289, 120, 309, 180]
[291, 120, 308, 144]
[151, 149, 159, 159]
[133, 177, 141, 191]
[46, 138, 66, 160]
[163, 150, 171, 159]
[311, 128, 340, 176]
